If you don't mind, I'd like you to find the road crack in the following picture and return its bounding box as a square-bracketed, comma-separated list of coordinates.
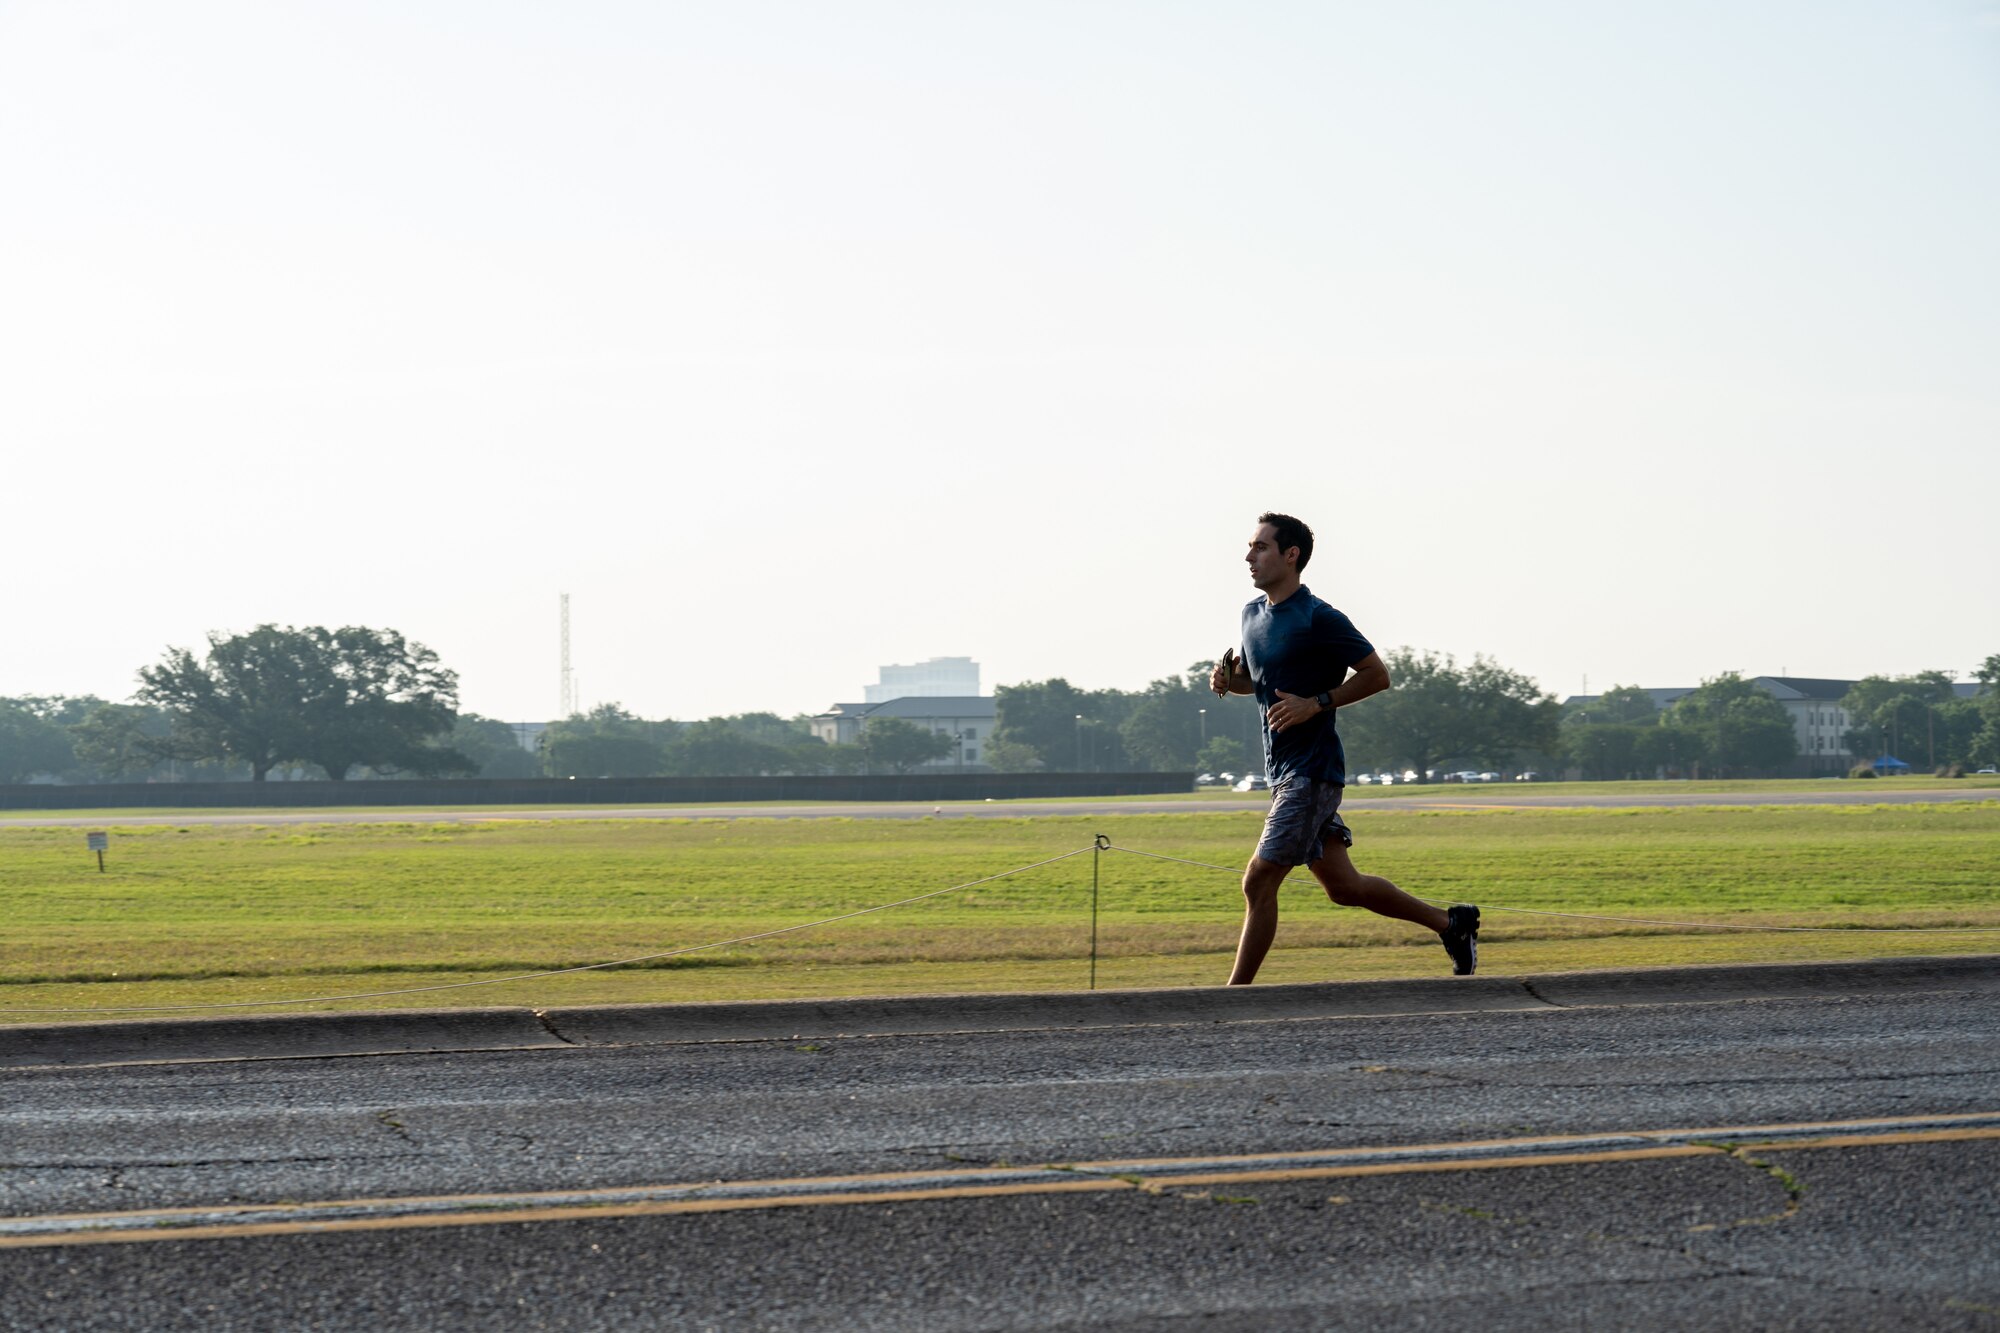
[1685, 1142, 1804, 1233]
[531, 1010, 579, 1045]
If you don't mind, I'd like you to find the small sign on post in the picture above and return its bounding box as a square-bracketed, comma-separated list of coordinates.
[86, 831, 108, 872]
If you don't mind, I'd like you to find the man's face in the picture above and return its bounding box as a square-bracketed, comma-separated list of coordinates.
[1245, 524, 1296, 590]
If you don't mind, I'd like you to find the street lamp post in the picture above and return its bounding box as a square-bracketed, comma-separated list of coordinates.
[1199, 707, 1207, 744]
[1075, 714, 1084, 772]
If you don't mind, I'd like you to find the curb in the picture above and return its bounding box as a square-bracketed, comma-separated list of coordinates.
[2, 954, 1994, 1070]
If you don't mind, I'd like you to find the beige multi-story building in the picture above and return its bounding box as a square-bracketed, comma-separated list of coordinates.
[809, 696, 996, 770]
[1753, 677, 1860, 775]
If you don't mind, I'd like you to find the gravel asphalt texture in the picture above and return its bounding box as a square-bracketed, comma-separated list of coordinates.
[3, 981, 1997, 1329]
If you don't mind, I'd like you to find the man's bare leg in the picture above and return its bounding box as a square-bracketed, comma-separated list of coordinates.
[1306, 843, 1447, 933]
[1228, 856, 1294, 985]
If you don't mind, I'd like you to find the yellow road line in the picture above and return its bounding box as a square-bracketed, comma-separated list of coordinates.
[4, 1119, 1994, 1251]
[1125, 1127, 2000, 1189]
[1763, 1127, 2000, 1153]
[0, 1179, 1133, 1250]
[1068, 1109, 2000, 1170]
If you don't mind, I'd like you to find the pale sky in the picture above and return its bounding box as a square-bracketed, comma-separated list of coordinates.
[4, 1, 1995, 722]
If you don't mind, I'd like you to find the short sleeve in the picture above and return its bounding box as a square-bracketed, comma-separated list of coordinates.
[1314, 606, 1374, 672]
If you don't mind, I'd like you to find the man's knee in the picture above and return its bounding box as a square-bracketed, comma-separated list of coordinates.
[1242, 856, 1288, 906]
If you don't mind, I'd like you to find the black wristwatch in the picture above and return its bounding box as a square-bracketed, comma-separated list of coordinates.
[1315, 691, 1332, 709]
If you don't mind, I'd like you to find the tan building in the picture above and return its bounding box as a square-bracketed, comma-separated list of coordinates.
[809, 696, 997, 770]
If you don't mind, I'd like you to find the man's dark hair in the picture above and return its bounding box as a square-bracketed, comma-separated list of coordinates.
[1258, 511, 1314, 572]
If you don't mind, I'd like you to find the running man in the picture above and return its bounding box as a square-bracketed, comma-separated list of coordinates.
[1210, 512, 1479, 984]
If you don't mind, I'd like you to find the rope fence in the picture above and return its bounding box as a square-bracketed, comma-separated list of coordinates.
[1102, 843, 2000, 934]
[6, 835, 1997, 1016]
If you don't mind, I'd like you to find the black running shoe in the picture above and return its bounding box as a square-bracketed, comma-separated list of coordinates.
[1441, 904, 1479, 976]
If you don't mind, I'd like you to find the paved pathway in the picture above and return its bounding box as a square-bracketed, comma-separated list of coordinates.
[2, 784, 1994, 827]
[3, 978, 1996, 1328]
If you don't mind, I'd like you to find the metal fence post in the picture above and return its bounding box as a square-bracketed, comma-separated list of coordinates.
[1090, 834, 1109, 989]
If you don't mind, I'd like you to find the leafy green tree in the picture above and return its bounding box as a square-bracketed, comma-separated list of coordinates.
[859, 717, 955, 774]
[1966, 656, 2000, 767]
[1925, 698, 1986, 771]
[992, 678, 1139, 771]
[294, 628, 466, 780]
[981, 738, 1044, 772]
[1562, 723, 1644, 780]
[68, 702, 174, 780]
[541, 704, 672, 777]
[446, 714, 542, 779]
[1841, 672, 1955, 725]
[1114, 664, 1257, 773]
[1635, 722, 1706, 775]
[805, 740, 869, 775]
[1840, 671, 1983, 768]
[1559, 684, 1664, 779]
[137, 625, 465, 781]
[1577, 684, 1660, 726]
[0, 699, 75, 783]
[663, 719, 796, 776]
[1666, 673, 1798, 776]
[1196, 735, 1253, 775]
[1119, 690, 1200, 772]
[1460, 657, 1561, 767]
[713, 712, 814, 748]
[1341, 650, 1556, 781]
[1072, 717, 1127, 773]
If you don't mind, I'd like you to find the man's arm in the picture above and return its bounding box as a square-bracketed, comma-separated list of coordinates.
[1267, 651, 1392, 733]
[1209, 653, 1253, 697]
[1329, 651, 1391, 708]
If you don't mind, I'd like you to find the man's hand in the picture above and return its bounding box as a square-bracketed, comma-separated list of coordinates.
[1210, 650, 1241, 698]
[1266, 689, 1325, 734]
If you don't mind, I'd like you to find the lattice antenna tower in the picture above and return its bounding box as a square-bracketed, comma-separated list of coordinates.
[559, 592, 575, 717]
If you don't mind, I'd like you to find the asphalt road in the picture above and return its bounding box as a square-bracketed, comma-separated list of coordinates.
[4, 784, 1995, 827]
[4, 984, 1997, 1329]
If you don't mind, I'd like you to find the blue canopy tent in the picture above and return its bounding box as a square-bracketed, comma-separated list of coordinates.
[1871, 754, 1912, 774]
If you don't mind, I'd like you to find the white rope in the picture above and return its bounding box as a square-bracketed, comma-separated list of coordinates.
[4, 847, 1096, 1015]
[1103, 844, 2000, 934]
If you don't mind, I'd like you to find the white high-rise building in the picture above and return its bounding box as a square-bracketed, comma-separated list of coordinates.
[864, 656, 982, 703]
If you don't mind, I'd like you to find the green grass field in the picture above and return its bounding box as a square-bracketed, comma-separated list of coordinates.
[3, 800, 1996, 1021]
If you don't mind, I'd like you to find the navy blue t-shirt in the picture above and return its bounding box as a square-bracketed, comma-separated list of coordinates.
[1241, 586, 1375, 786]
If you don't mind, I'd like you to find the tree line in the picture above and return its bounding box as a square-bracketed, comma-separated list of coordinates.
[0, 624, 960, 783]
[5, 624, 1995, 785]
[1834, 661, 2000, 774]
[1561, 658, 2000, 780]
[986, 649, 1560, 778]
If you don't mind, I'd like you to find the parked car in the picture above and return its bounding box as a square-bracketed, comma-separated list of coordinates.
[1195, 772, 1221, 787]
[1477, 771, 1500, 783]
[1980, 767, 1999, 775]
[1514, 771, 1542, 782]
[1354, 773, 1374, 785]
[1234, 773, 1269, 793]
